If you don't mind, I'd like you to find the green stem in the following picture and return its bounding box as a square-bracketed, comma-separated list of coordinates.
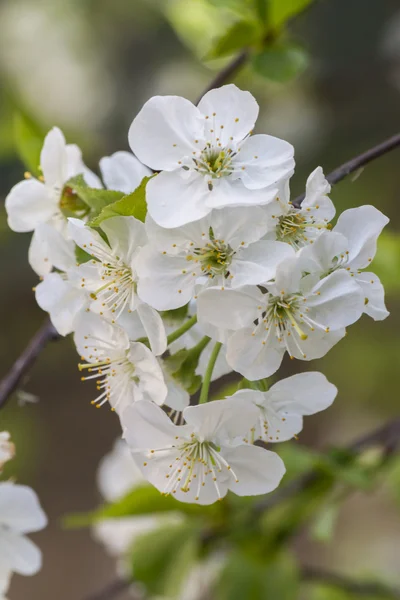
[167, 315, 198, 345]
[199, 342, 222, 405]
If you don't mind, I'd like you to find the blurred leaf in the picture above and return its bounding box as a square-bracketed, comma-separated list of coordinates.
[252, 42, 309, 82]
[204, 0, 259, 21]
[13, 113, 44, 176]
[161, 304, 190, 325]
[89, 176, 149, 226]
[268, 0, 314, 29]
[216, 550, 298, 599]
[310, 501, 340, 543]
[372, 232, 400, 293]
[64, 483, 217, 528]
[207, 19, 261, 59]
[275, 442, 320, 480]
[129, 521, 201, 596]
[307, 584, 353, 600]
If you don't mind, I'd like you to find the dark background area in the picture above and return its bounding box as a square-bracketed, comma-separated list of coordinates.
[0, 0, 399, 598]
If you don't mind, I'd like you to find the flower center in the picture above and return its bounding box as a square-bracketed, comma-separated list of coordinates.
[144, 434, 239, 501]
[186, 227, 235, 278]
[89, 263, 136, 320]
[276, 209, 329, 249]
[192, 144, 236, 189]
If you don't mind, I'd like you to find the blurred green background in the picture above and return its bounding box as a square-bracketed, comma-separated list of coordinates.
[0, 0, 400, 598]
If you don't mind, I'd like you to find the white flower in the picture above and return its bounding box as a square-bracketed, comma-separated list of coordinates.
[5, 127, 99, 275]
[129, 84, 295, 227]
[93, 439, 176, 558]
[231, 372, 337, 443]
[33, 224, 89, 334]
[68, 216, 167, 354]
[266, 166, 335, 249]
[99, 151, 151, 194]
[74, 313, 167, 413]
[198, 254, 364, 379]
[0, 433, 15, 472]
[137, 206, 293, 310]
[0, 482, 47, 578]
[0, 569, 11, 600]
[122, 399, 285, 505]
[299, 205, 390, 320]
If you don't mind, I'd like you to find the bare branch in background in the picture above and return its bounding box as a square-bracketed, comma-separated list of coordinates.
[292, 132, 400, 207]
[0, 319, 59, 410]
[82, 578, 133, 600]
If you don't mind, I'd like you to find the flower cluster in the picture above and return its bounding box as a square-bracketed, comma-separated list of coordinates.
[6, 84, 389, 505]
[0, 433, 47, 599]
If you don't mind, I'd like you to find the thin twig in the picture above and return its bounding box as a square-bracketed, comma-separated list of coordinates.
[195, 50, 249, 104]
[0, 318, 59, 410]
[82, 578, 132, 600]
[292, 132, 400, 207]
[253, 416, 400, 514]
[302, 566, 400, 598]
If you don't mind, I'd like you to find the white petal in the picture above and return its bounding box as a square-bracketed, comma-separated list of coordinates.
[128, 342, 168, 405]
[298, 231, 348, 275]
[334, 205, 389, 269]
[100, 216, 147, 264]
[0, 483, 47, 533]
[236, 134, 295, 190]
[137, 247, 196, 310]
[288, 327, 346, 361]
[5, 179, 56, 232]
[136, 302, 167, 355]
[68, 218, 110, 258]
[64, 144, 102, 187]
[74, 313, 130, 361]
[121, 400, 187, 449]
[222, 445, 285, 496]
[306, 270, 364, 329]
[129, 95, 204, 170]
[231, 240, 294, 287]
[146, 171, 211, 228]
[0, 569, 11, 596]
[162, 367, 190, 412]
[144, 214, 206, 253]
[99, 151, 151, 193]
[207, 205, 270, 248]
[97, 439, 145, 503]
[198, 84, 259, 142]
[29, 223, 75, 276]
[269, 255, 302, 296]
[356, 272, 389, 321]
[267, 372, 337, 415]
[35, 273, 87, 335]
[302, 166, 335, 222]
[197, 287, 262, 330]
[183, 397, 259, 441]
[205, 178, 279, 210]
[227, 328, 284, 379]
[0, 530, 42, 576]
[40, 127, 67, 189]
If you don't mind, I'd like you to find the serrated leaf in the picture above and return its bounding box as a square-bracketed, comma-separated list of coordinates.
[252, 42, 309, 82]
[129, 522, 201, 596]
[67, 174, 125, 213]
[207, 19, 261, 59]
[13, 113, 44, 176]
[165, 337, 210, 396]
[89, 176, 149, 227]
[64, 483, 217, 528]
[268, 0, 314, 29]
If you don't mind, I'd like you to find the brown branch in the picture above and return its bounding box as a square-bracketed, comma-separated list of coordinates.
[195, 50, 249, 105]
[302, 566, 400, 598]
[0, 318, 59, 410]
[292, 132, 400, 207]
[253, 416, 400, 515]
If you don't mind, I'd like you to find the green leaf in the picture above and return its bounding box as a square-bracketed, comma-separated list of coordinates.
[216, 551, 298, 600]
[207, 19, 261, 59]
[68, 174, 125, 213]
[129, 521, 201, 596]
[64, 483, 217, 528]
[13, 113, 44, 176]
[252, 42, 309, 82]
[160, 304, 190, 326]
[89, 176, 150, 227]
[75, 245, 92, 265]
[164, 337, 210, 395]
[372, 232, 400, 293]
[205, 0, 259, 20]
[268, 0, 314, 29]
